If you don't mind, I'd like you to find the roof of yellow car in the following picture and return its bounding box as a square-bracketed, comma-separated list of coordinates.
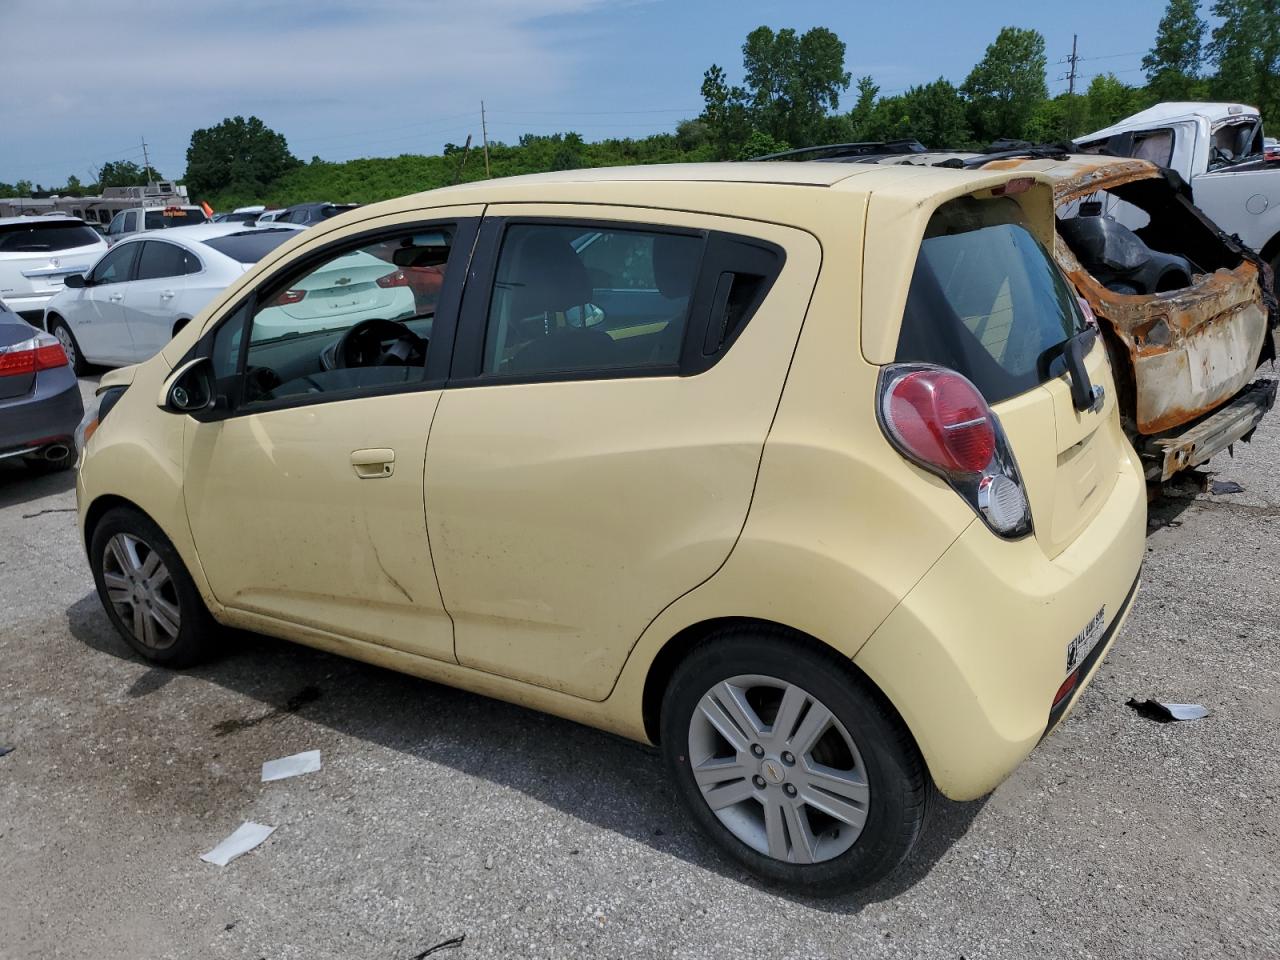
[435, 162, 880, 190]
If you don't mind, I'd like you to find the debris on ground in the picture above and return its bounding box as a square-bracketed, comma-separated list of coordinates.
[1126, 698, 1210, 722]
[1210, 480, 1245, 495]
[261, 750, 321, 782]
[0, 745, 13, 758]
[201, 822, 277, 866]
[411, 934, 466, 958]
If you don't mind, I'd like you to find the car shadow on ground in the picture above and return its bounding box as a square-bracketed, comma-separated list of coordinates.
[64, 591, 985, 912]
[0, 459, 76, 509]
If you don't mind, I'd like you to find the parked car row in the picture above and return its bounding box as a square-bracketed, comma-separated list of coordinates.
[212, 201, 358, 227]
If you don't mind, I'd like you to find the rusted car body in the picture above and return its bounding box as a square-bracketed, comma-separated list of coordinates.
[982, 155, 1278, 479]
[765, 144, 1279, 481]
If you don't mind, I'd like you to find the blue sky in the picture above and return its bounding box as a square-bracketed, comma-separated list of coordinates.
[1, 0, 1172, 187]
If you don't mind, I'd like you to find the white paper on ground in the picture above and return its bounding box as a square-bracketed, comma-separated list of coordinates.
[200, 822, 276, 866]
[1160, 703, 1210, 721]
[261, 749, 322, 782]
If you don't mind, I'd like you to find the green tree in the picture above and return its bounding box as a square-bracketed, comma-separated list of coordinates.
[185, 116, 299, 199]
[699, 64, 751, 160]
[1208, 0, 1280, 122]
[15, 179, 33, 197]
[98, 160, 149, 188]
[1083, 74, 1144, 132]
[962, 26, 1049, 143]
[1025, 93, 1087, 142]
[846, 76, 881, 140]
[1142, 0, 1207, 101]
[740, 26, 851, 146]
[63, 174, 84, 196]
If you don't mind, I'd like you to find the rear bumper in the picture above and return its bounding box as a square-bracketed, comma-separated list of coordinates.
[0, 365, 84, 457]
[1140, 377, 1278, 481]
[853, 446, 1147, 801]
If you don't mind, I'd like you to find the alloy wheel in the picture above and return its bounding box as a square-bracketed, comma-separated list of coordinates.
[687, 674, 870, 864]
[101, 533, 181, 650]
[53, 325, 76, 368]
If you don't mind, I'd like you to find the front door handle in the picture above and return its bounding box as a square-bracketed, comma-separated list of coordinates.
[351, 448, 395, 479]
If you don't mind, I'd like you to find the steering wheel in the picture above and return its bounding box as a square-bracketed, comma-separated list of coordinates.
[334, 318, 426, 368]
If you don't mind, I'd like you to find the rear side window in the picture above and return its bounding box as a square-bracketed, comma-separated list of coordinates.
[123, 212, 138, 232]
[895, 197, 1085, 404]
[0, 220, 101, 252]
[144, 208, 207, 229]
[483, 224, 700, 377]
[136, 240, 200, 279]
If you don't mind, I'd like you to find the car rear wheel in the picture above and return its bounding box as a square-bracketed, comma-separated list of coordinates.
[48, 316, 87, 376]
[89, 506, 217, 667]
[660, 627, 931, 895]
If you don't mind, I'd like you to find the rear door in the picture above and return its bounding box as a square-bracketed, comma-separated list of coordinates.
[424, 206, 821, 700]
[126, 240, 201, 358]
[887, 192, 1120, 558]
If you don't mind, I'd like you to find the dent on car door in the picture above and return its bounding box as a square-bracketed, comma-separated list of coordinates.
[181, 209, 484, 662]
[424, 207, 821, 700]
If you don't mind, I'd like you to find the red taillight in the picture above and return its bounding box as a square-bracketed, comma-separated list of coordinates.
[376, 270, 410, 288]
[883, 369, 996, 474]
[0, 334, 68, 377]
[1053, 671, 1079, 709]
[273, 289, 306, 306]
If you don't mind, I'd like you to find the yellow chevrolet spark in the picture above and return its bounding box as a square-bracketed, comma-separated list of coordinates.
[76, 163, 1146, 894]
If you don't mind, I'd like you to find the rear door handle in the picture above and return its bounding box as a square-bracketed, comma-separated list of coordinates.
[351, 448, 395, 479]
[108, 292, 124, 302]
[160, 290, 175, 300]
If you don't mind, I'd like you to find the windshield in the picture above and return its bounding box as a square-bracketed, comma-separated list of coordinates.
[0, 220, 101, 252]
[144, 209, 209, 230]
[201, 229, 298, 264]
[895, 196, 1086, 404]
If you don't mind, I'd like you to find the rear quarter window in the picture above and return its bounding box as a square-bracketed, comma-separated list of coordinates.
[895, 196, 1085, 404]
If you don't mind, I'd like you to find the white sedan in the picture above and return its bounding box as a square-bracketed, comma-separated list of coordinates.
[41, 223, 411, 372]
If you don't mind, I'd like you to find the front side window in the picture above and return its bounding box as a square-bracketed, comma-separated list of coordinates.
[895, 196, 1086, 404]
[482, 223, 700, 377]
[122, 212, 138, 233]
[136, 240, 200, 280]
[235, 226, 457, 408]
[89, 243, 139, 285]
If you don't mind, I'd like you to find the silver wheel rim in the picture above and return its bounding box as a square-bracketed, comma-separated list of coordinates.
[101, 533, 181, 650]
[688, 674, 869, 864]
[54, 325, 75, 366]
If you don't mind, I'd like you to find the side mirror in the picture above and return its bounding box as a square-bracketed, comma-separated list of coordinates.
[158, 356, 220, 417]
[64, 273, 87, 289]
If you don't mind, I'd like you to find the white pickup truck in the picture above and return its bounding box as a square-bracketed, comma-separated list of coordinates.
[1080, 102, 1280, 275]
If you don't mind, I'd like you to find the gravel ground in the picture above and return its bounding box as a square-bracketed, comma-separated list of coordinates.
[1, 374, 1278, 960]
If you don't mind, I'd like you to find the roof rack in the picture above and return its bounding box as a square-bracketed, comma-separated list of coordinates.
[751, 139, 928, 162]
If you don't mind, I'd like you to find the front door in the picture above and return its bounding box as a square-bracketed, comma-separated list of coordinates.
[182, 209, 482, 661]
[78, 241, 140, 363]
[425, 206, 821, 700]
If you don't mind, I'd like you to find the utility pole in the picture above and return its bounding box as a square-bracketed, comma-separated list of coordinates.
[1066, 34, 1080, 96]
[481, 101, 491, 178]
[141, 136, 154, 184]
[452, 134, 473, 185]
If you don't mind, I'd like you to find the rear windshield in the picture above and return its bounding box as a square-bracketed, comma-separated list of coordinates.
[895, 196, 1085, 404]
[0, 220, 101, 252]
[201, 229, 297, 264]
[144, 208, 209, 230]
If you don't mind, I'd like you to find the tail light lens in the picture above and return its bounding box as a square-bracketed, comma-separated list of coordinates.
[878, 363, 1033, 538]
[273, 289, 306, 306]
[0, 332, 68, 378]
[376, 270, 410, 288]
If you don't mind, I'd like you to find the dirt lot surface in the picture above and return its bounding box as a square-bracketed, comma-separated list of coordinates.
[2, 375, 1278, 959]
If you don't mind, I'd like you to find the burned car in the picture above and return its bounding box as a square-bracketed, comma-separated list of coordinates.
[764, 143, 1279, 482]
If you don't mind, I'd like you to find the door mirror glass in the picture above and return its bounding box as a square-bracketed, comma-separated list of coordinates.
[161, 357, 216, 415]
[63, 272, 86, 289]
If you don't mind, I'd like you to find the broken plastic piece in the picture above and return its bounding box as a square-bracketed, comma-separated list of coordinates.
[261, 749, 321, 783]
[0, 745, 13, 758]
[201, 822, 276, 866]
[1126, 698, 1210, 722]
[1210, 480, 1244, 495]
[412, 934, 466, 958]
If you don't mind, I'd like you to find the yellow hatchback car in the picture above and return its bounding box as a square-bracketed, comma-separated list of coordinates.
[76, 163, 1146, 894]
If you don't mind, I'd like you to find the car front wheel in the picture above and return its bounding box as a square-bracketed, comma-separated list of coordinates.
[89, 506, 217, 667]
[660, 628, 931, 895]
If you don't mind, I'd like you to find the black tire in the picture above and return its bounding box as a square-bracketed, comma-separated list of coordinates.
[47, 316, 87, 376]
[660, 626, 931, 896]
[89, 506, 217, 667]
